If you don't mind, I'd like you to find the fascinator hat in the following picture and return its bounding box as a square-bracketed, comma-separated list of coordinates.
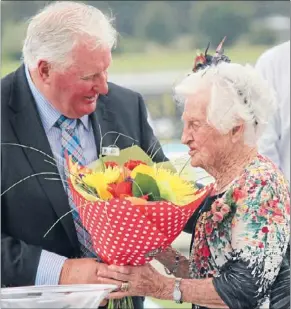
[192, 36, 231, 73]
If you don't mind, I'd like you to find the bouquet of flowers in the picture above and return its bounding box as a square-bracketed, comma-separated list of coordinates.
[66, 145, 212, 308]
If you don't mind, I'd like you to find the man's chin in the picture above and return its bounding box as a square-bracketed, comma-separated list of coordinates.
[78, 103, 97, 117]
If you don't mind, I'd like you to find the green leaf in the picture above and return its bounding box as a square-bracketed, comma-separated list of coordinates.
[132, 173, 161, 201]
[157, 180, 176, 203]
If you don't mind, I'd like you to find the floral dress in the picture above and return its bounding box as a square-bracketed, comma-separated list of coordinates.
[189, 154, 290, 309]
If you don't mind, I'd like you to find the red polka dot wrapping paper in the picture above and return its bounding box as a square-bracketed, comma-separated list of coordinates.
[69, 181, 213, 266]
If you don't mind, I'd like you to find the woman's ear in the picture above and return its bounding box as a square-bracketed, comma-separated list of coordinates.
[231, 123, 244, 143]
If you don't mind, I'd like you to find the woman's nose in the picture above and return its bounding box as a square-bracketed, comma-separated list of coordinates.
[181, 128, 190, 145]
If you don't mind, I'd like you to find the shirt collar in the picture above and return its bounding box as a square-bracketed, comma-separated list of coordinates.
[24, 65, 90, 132]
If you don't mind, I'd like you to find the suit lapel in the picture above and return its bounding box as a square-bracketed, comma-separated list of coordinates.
[8, 65, 79, 251]
[90, 94, 117, 156]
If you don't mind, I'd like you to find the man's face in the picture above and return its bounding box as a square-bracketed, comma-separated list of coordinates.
[181, 90, 230, 172]
[44, 43, 112, 118]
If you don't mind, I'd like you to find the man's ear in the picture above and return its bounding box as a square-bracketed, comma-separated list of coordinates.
[231, 123, 244, 143]
[37, 60, 52, 84]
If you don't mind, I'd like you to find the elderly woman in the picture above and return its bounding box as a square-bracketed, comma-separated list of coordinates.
[99, 45, 290, 309]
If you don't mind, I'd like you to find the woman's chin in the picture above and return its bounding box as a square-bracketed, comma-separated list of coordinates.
[190, 154, 206, 169]
[190, 157, 201, 168]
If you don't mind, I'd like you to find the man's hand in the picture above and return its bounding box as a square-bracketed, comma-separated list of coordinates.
[59, 258, 116, 307]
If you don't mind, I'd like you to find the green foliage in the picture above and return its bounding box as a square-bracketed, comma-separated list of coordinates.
[134, 2, 179, 44]
[249, 27, 277, 46]
[1, 1, 289, 61]
[2, 21, 27, 61]
[193, 2, 251, 46]
[132, 173, 161, 201]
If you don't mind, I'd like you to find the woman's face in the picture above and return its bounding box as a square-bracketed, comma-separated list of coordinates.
[181, 90, 231, 172]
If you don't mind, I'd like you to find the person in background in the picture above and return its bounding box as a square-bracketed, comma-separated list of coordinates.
[256, 41, 290, 183]
[1, 2, 166, 308]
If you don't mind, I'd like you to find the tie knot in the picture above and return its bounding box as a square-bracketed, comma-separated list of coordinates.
[55, 115, 76, 130]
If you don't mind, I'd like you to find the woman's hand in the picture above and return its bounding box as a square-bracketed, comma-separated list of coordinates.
[98, 263, 174, 299]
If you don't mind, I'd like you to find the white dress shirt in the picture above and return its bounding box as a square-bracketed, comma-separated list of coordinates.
[256, 41, 290, 183]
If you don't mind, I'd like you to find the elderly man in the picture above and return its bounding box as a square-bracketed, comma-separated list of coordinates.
[98, 45, 290, 309]
[1, 2, 165, 307]
[256, 41, 290, 184]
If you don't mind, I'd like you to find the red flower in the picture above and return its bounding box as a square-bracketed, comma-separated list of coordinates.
[286, 202, 290, 215]
[232, 188, 247, 202]
[212, 212, 223, 222]
[259, 242, 264, 249]
[261, 226, 269, 234]
[205, 222, 213, 235]
[141, 194, 149, 200]
[202, 245, 211, 258]
[104, 161, 118, 168]
[124, 160, 147, 171]
[108, 181, 132, 198]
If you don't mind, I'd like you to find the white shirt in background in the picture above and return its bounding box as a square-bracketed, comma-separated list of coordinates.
[256, 41, 290, 183]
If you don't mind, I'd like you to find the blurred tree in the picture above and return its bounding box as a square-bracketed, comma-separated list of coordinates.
[252, 1, 290, 18]
[1, 0, 290, 57]
[2, 21, 27, 60]
[134, 1, 179, 44]
[249, 27, 277, 45]
[190, 1, 252, 47]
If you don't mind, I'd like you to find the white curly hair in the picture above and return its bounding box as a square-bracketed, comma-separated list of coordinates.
[22, 1, 117, 71]
[174, 62, 277, 146]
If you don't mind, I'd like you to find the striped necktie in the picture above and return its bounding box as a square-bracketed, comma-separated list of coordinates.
[56, 115, 98, 258]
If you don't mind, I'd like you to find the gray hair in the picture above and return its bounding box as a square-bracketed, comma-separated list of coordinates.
[174, 62, 277, 146]
[22, 1, 117, 70]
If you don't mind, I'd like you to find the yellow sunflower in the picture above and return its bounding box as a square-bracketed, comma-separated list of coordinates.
[82, 166, 121, 200]
[131, 164, 197, 206]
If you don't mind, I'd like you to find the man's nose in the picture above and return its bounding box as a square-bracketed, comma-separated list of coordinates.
[93, 72, 108, 95]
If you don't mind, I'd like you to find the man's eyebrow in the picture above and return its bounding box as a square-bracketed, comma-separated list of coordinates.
[81, 72, 100, 79]
[81, 74, 94, 78]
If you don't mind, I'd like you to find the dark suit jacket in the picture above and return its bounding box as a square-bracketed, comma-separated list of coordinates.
[1, 65, 166, 300]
